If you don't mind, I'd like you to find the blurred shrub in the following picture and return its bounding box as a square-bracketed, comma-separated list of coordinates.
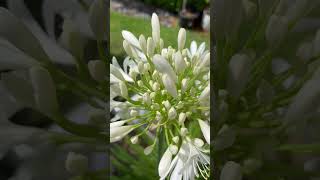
[140, 0, 208, 13]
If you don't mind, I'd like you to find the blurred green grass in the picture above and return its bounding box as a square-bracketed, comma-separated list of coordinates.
[110, 11, 210, 59]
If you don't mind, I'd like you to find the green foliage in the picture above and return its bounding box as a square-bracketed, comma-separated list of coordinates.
[110, 11, 209, 59]
[110, 137, 158, 180]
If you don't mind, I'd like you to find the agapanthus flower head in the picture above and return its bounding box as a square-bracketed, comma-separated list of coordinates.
[110, 13, 210, 180]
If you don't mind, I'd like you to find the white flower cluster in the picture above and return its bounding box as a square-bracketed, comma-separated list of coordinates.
[110, 13, 210, 179]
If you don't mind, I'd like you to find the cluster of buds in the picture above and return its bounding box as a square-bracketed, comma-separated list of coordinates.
[110, 13, 210, 179]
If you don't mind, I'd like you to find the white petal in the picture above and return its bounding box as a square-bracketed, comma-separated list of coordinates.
[190, 41, 197, 55]
[122, 30, 141, 49]
[198, 119, 210, 144]
[110, 125, 135, 143]
[159, 148, 173, 178]
[152, 54, 177, 82]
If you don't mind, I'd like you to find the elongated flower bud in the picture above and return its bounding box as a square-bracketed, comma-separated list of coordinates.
[143, 92, 151, 105]
[169, 144, 178, 155]
[144, 145, 154, 155]
[151, 13, 160, 45]
[130, 109, 138, 117]
[147, 37, 155, 57]
[162, 74, 178, 98]
[199, 84, 210, 103]
[122, 30, 141, 49]
[178, 28, 186, 50]
[174, 51, 186, 73]
[139, 34, 147, 54]
[181, 78, 188, 93]
[159, 38, 164, 50]
[153, 54, 177, 82]
[172, 136, 179, 144]
[130, 135, 139, 144]
[119, 81, 128, 98]
[168, 107, 177, 120]
[123, 40, 133, 57]
[162, 100, 171, 110]
[178, 112, 186, 124]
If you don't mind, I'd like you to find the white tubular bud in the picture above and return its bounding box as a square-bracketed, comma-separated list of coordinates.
[144, 145, 154, 155]
[159, 38, 164, 50]
[130, 109, 138, 117]
[181, 78, 188, 93]
[129, 70, 138, 80]
[138, 61, 144, 73]
[178, 112, 186, 124]
[162, 74, 178, 98]
[130, 135, 139, 144]
[178, 28, 186, 50]
[172, 136, 179, 144]
[162, 100, 171, 110]
[143, 92, 151, 105]
[152, 70, 159, 80]
[147, 37, 155, 57]
[151, 13, 160, 45]
[174, 51, 187, 73]
[150, 92, 156, 99]
[152, 82, 160, 91]
[137, 80, 144, 87]
[194, 138, 204, 147]
[169, 144, 178, 155]
[180, 128, 188, 136]
[156, 111, 162, 121]
[144, 63, 151, 72]
[168, 107, 177, 120]
[119, 81, 128, 98]
[139, 34, 147, 54]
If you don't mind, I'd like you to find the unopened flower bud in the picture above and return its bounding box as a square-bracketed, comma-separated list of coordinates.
[194, 138, 204, 147]
[152, 82, 160, 91]
[147, 37, 155, 57]
[130, 135, 139, 144]
[162, 74, 178, 97]
[137, 80, 144, 87]
[162, 100, 171, 110]
[144, 145, 154, 155]
[168, 107, 177, 120]
[151, 13, 160, 45]
[169, 144, 178, 155]
[178, 112, 186, 124]
[139, 34, 147, 54]
[172, 136, 179, 144]
[129, 70, 138, 80]
[143, 92, 151, 105]
[150, 92, 156, 99]
[138, 61, 144, 73]
[130, 110, 138, 117]
[181, 78, 188, 93]
[180, 128, 188, 136]
[178, 28, 186, 50]
[144, 63, 151, 72]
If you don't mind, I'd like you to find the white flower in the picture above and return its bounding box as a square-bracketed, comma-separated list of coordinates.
[174, 51, 187, 73]
[198, 119, 210, 144]
[159, 139, 210, 180]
